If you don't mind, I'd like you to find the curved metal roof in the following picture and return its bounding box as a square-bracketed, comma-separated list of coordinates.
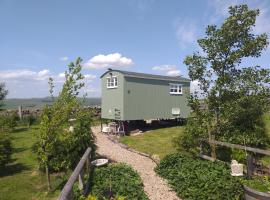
[100, 69, 190, 82]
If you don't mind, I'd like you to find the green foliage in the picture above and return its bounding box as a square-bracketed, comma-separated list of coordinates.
[177, 4, 270, 152]
[155, 153, 243, 200]
[242, 176, 270, 193]
[0, 82, 8, 108]
[35, 58, 95, 190]
[85, 194, 98, 200]
[20, 114, 39, 127]
[231, 149, 247, 163]
[0, 113, 19, 131]
[0, 130, 12, 168]
[89, 163, 148, 200]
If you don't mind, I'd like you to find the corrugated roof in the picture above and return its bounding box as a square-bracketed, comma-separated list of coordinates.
[100, 69, 190, 82]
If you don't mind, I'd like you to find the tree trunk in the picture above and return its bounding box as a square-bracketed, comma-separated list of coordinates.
[45, 164, 51, 191]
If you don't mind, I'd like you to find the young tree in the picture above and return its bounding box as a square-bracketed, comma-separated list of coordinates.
[36, 58, 95, 190]
[0, 83, 8, 109]
[176, 5, 270, 155]
[0, 83, 12, 168]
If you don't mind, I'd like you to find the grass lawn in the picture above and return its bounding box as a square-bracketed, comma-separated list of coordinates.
[0, 125, 65, 200]
[264, 113, 270, 136]
[120, 126, 184, 159]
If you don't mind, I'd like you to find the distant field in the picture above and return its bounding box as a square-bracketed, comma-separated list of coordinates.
[120, 126, 184, 159]
[2, 97, 101, 109]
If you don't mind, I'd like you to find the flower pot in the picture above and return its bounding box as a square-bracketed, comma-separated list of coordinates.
[244, 185, 270, 200]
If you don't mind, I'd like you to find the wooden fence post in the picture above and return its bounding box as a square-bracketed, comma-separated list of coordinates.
[247, 154, 254, 178]
[78, 170, 84, 191]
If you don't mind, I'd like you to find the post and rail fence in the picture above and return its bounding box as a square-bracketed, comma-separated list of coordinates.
[199, 139, 270, 177]
[57, 147, 92, 200]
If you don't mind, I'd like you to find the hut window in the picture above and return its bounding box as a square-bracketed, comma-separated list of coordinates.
[170, 84, 182, 94]
[107, 76, 118, 88]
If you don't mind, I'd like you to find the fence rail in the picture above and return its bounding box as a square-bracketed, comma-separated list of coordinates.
[57, 147, 92, 200]
[200, 139, 270, 177]
[206, 140, 270, 156]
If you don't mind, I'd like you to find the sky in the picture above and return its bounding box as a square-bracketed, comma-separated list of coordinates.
[0, 0, 270, 98]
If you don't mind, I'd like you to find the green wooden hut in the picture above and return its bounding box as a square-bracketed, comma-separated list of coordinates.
[100, 69, 191, 121]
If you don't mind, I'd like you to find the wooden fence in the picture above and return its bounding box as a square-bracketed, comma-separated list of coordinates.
[57, 147, 92, 200]
[200, 139, 270, 177]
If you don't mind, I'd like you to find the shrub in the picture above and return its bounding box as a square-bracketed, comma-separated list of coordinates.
[89, 163, 148, 200]
[20, 114, 40, 127]
[0, 130, 12, 168]
[0, 113, 19, 131]
[155, 153, 243, 200]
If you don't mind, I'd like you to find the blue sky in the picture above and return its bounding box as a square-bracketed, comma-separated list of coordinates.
[0, 0, 269, 98]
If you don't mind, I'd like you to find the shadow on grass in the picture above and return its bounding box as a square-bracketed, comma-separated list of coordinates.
[13, 147, 28, 153]
[0, 163, 29, 177]
[12, 127, 28, 133]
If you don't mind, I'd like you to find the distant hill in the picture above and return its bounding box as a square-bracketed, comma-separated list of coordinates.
[2, 97, 101, 110]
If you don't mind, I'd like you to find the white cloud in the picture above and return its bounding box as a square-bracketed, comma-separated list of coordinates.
[167, 70, 181, 76]
[174, 19, 197, 49]
[0, 69, 49, 80]
[35, 69, 50, 80]
[60, 56, 69, 61]
[0, 69, 97, 98]
[58, 73, 65, 78]
[84, 53, 133, 69]
[152, 64, 181, 76]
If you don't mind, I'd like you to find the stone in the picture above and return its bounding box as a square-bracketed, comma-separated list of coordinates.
[231, 160, 243, 176]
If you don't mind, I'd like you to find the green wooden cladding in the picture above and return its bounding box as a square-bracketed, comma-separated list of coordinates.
[101, 70, 191, 121]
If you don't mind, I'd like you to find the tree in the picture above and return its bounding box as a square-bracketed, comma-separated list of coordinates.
[36, 58, 95, 190]
[0, 83, 12, 168]
[176, 5, 270, 155]
[0, 83, 8, 109]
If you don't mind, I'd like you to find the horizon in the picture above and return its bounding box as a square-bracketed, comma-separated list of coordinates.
[1, 0, 270, 98]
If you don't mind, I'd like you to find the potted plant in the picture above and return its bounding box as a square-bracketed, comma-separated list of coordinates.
[242, 176, 270, 200]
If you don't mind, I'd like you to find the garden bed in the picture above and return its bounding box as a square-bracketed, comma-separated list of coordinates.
[82, 163, 148, 200]
[155, 153, 244, 200]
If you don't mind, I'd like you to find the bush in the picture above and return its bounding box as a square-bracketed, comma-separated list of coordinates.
[0, 113, 19, 131]
[89, 163, 148, 200]
[0, 131, 12, 168]
[155, 153, 243, 200]
[20, 114, 40, 127]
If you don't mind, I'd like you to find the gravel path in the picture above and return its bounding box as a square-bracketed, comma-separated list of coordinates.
[91, 126, 180, 200]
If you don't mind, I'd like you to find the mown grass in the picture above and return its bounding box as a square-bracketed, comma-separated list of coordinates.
[120, 126, 185, 159]
[0, 125, 65, 200]
[264, 113, 270, 137]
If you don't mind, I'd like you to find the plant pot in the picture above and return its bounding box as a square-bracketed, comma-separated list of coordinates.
[244, 185, 270, 200]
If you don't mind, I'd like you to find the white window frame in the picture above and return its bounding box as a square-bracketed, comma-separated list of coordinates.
[170, 83, 182, 94]
[107, 76, 118, 88]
